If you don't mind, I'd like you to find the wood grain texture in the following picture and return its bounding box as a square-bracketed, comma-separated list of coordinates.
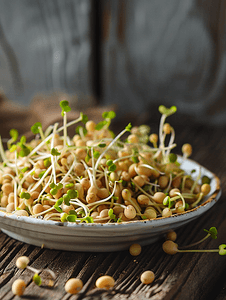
[0, 0, 95, 107]
[100, 0, 226, 125]
[0, 115, 226, 300]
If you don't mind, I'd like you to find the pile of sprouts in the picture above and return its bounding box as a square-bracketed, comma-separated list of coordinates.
[0, 102, 211, 224]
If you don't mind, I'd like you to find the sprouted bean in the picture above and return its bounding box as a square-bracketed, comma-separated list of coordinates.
[0, 103, 212, 224]
[12, 279, 26, 296]
[129, 243, 142, 256]
[140, 270, 155, 285]
[15, 255, 56, 286]
[162, 227, 226, 256]
[65, 278, 83, 294]
[95, 275, 115, 289]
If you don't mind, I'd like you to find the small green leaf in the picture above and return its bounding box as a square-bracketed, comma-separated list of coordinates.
[158, 105, 177, 116]
[67, 214, 77, 222]
[60, 100, 71, 116]
[54, 198, 63, 213]
[38, 171, 46, 178]
[58, 183, 63, 190]
[20, 136, 26, 144]
[204, 227, 218, 239]
[44, 158, 51, 168]
[98, 143, 106, 148]
[33, 273, 42, 286]
[67, 189, 78, 199]
[65, 183, 74, 188]
[51, 148, 60, 156]
[163, 196, 170, 206]
[50, 188, 58, 196]
[93, 150, 100, 159]
[9, 145, 17, 153]
[20, 192, 31, 200]
[185, 203, 189, 210]
[83, 216, 94, 223]
[169, 153, 177, 163]
[75, 125, 87, 136]
[49, 182, 56, 189]
[21, 167, 29, 173]
[125, 123, 132, 132]
[61, 213, 68, 222]
[108, 208, 116, 221]
[80, 112, 88, 124]
[219, 244, 226, 255]
[132, 156, 139, 163]
[9, 129, 18, 142]
[106, 159, 113, 166]
[63, 194, 70, 205]
[202, 175, 211, 185]
[31, 122, 42, 134]
[102, 111, 116, 119]
[95, 120, 108, 131]
[69, 210, 77, 215]
[108, 164, 117, 172]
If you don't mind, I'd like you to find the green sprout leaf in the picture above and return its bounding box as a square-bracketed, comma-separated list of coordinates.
[67, 189, 78, 199]
[9, 129, 18, 142]
[108, 164, 117, 172]
[106, 159, 113, 166]
[80, 112, 88, 124]
[31, 122, 42, 134]
[169, 153, 177, 163]
[93, 150, 100, 159]
[202, 175, 211, 185]
[60, 100, 71, 116]
[38, 171, 46, 178]
[158, 105, 177, 116]
[83, 216, 94, 223]
[102, 111, 116, 120]
[75, 125, 87, 136]
[19, 145, 30, 157]
[163, 196, 170, 206]
[67, 214, 77, 222]
[98, 143, 106, 148]
[108, 208, 117, 221]
[61, 213, 68, 222]
[20, 136, 26, 144]
[69, 210, 77, 215]
[50, 188, 58, 196]
[219, 244, 226, 255]
[51, 148, 61, 156]
[95, 120, 108, 131]
[44, 158, 51, 168]
[20, 192, 31, 200]
[204, 227, 218, 239]
[125, 123, 132, 132]
[9, 144, 17, 153]
[21, 167, 29, 173]
[33, 273, 42, 286]
[49, 182, 56, 189]
[185, 203, 190, 210]
[65, 183, 74, 188]
[63, 194, 70, 205]
[54, 198, 63, 213]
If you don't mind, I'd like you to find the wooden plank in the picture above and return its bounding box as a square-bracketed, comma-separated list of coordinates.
[100, 0, 226, 125]
[0, 0, 95, 108]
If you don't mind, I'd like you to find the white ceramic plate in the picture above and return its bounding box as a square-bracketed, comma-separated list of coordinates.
[0, 157, 221, 252]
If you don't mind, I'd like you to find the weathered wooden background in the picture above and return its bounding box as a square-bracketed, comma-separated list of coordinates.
[0, 0, 225, 124]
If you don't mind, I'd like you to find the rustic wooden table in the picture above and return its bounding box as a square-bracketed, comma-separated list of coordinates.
[0, 114, 225, 300]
